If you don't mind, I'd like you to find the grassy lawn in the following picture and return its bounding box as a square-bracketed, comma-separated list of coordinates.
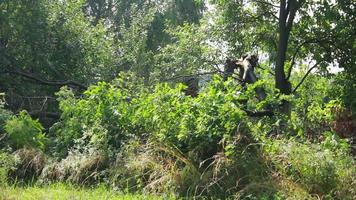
[0, 184, 166, 200]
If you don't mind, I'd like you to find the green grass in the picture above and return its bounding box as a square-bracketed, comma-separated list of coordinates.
[0, 184, 167, 200]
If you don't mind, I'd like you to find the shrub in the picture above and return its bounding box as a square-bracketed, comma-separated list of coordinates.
[46, 73, 355, 199]
[0, 93, 13, 148]
[109, 140, 200, 196]
[51, 78, 142, 157]
[0, 107, 12, 134]
[135, 77, 247, 157]
[5, 111, 46, 150]
[52, 75, 249, 160]
[7, 148, 46, 184]
[0, 152, 17, 186]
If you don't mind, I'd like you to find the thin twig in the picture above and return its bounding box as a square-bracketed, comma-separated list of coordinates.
[160, 71, 220, 82]
[254, 0, 280, 8]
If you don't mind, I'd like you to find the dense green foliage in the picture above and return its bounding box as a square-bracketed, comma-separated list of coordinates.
[0, 0, 355, 199]
[52, 76, 248, 157]
[5, 111, 46, 150]
[0, 94, 12, 134]
[1, 74, 347, 199]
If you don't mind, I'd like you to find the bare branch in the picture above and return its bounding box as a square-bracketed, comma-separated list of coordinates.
[292, 61, 321, 93]
[28, 111, 60, 119]
[253, 0, 280, 8]
[255, 65, 275, 76]
[287, 41, 306, 80]
[243, 109, 274, 117]
[286, 37, 328, 80]
[268, 12, 279, 21]
[4, 69, 87, 90]
[1, 47, 87, 90]
[19, 96, 56, 100]
[160, 71, 220, 82]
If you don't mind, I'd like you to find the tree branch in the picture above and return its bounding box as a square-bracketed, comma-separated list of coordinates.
[0, 48, 87, 90]
[292, 61, 321, 93]
[286, 37, 329, 80]
[28, 111, 60, 119]
[160, 71, 220, 82]
[254, 0, 280, 8]
[243, 109, 274, 117]
[255, 65, 275, 76]
[286, 39, 310, 80]
[279, 0, 287, 21]
[286, 0, 297, 31]
[4, 69, 87, 90]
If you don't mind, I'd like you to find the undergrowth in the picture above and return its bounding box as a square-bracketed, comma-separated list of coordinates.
[0, 75, 355, 199]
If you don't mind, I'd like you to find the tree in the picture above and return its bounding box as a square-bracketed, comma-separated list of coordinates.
[275, 0, 302, 114]
[0, 0, 207, 125]
[211, 0, 355, 115]
[0, 0, 117, 124]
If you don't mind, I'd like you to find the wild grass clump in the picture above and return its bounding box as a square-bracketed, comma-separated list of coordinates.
[109, 140, 199, 196]
[109, 134, 278, 199]
[7, 148, 46, 184]
[40, 149, 108, 185]
[264, 136, 356, 199]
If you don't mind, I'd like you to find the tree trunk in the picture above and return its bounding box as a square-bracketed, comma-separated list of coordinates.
[276, 24, 292, 114]
[275, 0, 298, 115]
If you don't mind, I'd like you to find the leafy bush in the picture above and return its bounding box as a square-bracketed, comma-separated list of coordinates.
[288, 73, 344, 139]
[45, 73, 355, 199]
[5, 111, 46, 150]
[50, 76, 279, 198]
[0, 108, 12, 133]
[0, 93, 13, 148]
[52, 75, 248, 159]
[135, 77, 247, 157]
[50, 80, 140, 157]
[0, 152, 17, 186]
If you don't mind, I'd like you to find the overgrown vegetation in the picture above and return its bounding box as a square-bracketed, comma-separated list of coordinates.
[0, 0, 355, 199]
[1, 74, 355, 199]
